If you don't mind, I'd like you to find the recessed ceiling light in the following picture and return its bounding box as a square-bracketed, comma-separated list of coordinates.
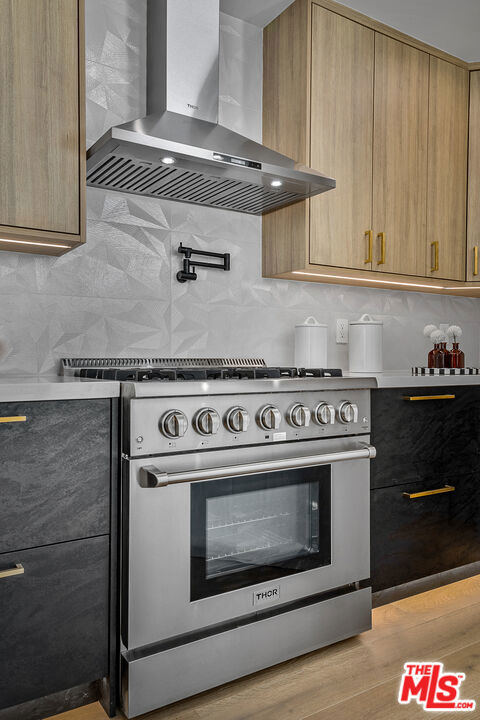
[271, 180, 283, 187]
[161, 156, 175, 165]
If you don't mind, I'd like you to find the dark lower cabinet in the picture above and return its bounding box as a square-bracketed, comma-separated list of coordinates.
[0, 400, 111, 554]
[371, 474, 480, 592]
[0, 397, 118, 717]
[0, 536, 109, 710]
[371, 386, 480, 593]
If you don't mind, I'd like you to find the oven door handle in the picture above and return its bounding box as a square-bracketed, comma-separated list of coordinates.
[139, 445, 376, 488]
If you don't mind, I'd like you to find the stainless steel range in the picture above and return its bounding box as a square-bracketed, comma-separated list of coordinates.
[63, 358, 375, 718]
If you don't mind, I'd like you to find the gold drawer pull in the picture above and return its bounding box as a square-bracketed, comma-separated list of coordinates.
[377, 232, 386, 265]
[403, 485, 455, 499]
[403, 395, 455, 401]
[0, 416, 26, 423]
[474, 246, 479, 277]
[364, 230, 373, 264]
[0, 563, 24, 579]
[431, 241, 439, 272]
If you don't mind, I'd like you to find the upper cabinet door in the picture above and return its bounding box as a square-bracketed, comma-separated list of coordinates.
[310, 7, 374, 270]
[373, 34, 429, 276]
[467, 72, 480, 282]
[427, 58, 468, 282]
[0, 0, 84, 253]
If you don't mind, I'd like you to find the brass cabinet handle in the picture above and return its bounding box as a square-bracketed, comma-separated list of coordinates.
[403, 485, 455, 499]
[474, 246, 479, 277]
[0, 563, 24, 579]
[377, 232, 386, 265]
[403, 395, 455, 401]
[430, 241, 439, 272]
[0, 416, 26, 423]
[364, 230, 373, 264]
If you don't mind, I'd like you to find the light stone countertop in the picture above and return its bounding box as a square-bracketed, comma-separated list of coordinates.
[0, 375, 120, 402]
[343, 371, 480, 388]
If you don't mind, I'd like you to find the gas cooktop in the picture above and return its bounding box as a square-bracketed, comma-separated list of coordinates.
[61, 358, 342, 382]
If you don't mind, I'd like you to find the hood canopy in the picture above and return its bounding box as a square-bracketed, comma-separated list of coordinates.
[86, 0, 335, 215]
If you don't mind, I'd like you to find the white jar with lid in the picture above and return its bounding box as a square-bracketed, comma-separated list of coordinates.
[294, 316, 328, 368]
[348, 314, 383, 373]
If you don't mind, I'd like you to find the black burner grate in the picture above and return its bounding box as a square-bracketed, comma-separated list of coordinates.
[74, 366, 342, 381]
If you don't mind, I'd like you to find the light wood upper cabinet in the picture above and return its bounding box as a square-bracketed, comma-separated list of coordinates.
[0, 0, 85, 255]
[309, 6, 374, 270]
[467, 71, 480, 282]
[427, 57, 468, 281]
[263, 0, 474, 295]
[372, 34, 429, 276]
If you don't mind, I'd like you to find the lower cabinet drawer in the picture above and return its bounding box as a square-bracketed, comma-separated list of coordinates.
[0, 399, 111, 554]
[371, 475, 480, 592]
[370, 387, 480, 489]
[0, 536, 109, 709]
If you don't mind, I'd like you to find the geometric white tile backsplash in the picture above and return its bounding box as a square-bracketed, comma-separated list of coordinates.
[0, 0, 478, 375]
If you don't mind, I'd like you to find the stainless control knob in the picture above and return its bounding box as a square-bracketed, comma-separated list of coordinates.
[314, 402, 335, 425]
[160, 410, 188, 439]
[258, 405, 282, 431]
[225, 406, 250, 433]
[194, 408, 221, 436]
[287, 403, 311, 428]
[338, 401, 359, 424]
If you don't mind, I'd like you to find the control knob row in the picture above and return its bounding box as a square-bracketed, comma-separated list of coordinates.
[159, 401, 359, 438]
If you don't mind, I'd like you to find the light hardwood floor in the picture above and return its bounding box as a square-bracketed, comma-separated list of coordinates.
[50, 575, 480, 720]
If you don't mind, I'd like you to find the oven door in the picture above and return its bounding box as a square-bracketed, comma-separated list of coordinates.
[190, 463, 331, 601]
[123, 437, 373, 650]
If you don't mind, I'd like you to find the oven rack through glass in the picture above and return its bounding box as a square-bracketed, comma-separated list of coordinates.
[206, 511, 292, 531]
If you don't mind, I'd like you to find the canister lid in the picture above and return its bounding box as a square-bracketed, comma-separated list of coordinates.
[295, 316, 327, 328]
[349, 313, 383, 325]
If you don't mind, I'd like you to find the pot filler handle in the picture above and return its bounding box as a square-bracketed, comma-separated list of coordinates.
[139, 445, 376, 488]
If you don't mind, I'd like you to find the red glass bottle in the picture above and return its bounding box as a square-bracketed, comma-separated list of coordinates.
[428, 344, 437, 368]
[433, 342, 446, 368]
[449, 342, 465, 369]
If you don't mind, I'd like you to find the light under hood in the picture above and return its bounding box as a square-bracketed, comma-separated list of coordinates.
[86, 0, 335, 216]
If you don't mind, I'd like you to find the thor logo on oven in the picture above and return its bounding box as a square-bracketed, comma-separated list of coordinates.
[253, 585, 280, 606]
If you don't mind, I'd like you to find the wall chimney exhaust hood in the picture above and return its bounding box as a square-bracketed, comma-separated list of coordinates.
[86, 0, 335, 215]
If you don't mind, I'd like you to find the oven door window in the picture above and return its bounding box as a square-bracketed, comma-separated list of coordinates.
[190, 465, 331, 601]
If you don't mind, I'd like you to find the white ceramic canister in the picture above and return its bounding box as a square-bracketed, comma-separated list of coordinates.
[294, 317, 328, 368]
[348, 314, 383, 373]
